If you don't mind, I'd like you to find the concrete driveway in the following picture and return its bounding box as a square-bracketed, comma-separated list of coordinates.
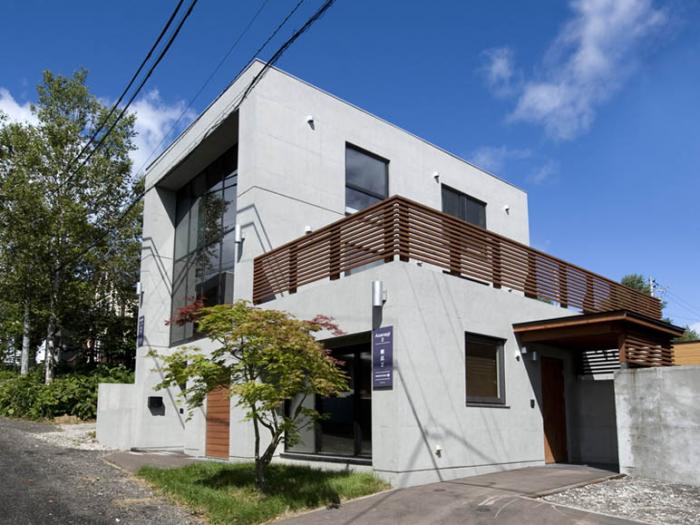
[277, 464, 638, 524]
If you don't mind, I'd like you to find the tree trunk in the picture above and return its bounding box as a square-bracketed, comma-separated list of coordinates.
[20, 301, 30, 376]
[45, 315, 56, 384]
[252, 409, 264, 489]
[45, 267, 60, 384]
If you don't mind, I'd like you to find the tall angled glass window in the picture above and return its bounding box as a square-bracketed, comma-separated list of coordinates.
[345, 144, 389, 214]
[171, 145, 238, 345]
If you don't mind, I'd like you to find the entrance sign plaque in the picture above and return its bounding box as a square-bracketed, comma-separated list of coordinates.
[372, 326, 393, 390]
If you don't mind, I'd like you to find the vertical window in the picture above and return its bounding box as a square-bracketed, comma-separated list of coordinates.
[442, 185, 487, 229]
[465, 333, 505, 405]
[171, 145, 238, 345]
[345, 144, 388, 213]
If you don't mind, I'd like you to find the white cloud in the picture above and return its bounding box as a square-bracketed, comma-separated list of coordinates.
[0, 88, 38, 125]
[469, 145, 531, 174]
[483, 0, 668, 140]
[690, 321, 700, 334]
[129, 89, 195, 173]
[529, 160, 559, 184]
[480, 47, 519, 98]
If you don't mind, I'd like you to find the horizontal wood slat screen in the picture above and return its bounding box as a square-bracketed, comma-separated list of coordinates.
[253, 196, 662, 319]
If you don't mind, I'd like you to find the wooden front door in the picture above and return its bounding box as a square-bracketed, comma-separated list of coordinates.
[206, 386, 230, 458]
[541, 357, 567, 464]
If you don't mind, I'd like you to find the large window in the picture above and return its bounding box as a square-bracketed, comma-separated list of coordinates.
[345, 144, 388, 213]
[442, 185, 487, 229]
[171, 146, 238, 344]
[465, 333, 505, 406]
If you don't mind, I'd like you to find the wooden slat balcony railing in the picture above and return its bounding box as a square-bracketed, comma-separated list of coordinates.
[252, 196, 662, 319]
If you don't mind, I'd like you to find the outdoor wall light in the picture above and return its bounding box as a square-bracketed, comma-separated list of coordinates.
[234, 224, 244, 244]
[503, 204, 510, 214]
[372, 280, 387, 307]
[304, 225, 313, 235]
[305, 114, 315, 129]
[432, 171, 440, 183]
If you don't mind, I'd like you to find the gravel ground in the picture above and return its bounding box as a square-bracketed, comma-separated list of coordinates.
[0, 417, 202, 525]
[31, 422, 109, 451]
[544, 476, 700, 525]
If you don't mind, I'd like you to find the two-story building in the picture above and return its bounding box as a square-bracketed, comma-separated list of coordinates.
[97, 60, 683, 488]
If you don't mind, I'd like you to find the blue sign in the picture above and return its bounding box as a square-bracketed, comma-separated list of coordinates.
[372, 326, 393, 390]
[137, 316, 145, 347]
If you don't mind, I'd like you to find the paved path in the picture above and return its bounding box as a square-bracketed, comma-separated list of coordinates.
[0, 417, 200, 525]
[277, 465, 641, 525]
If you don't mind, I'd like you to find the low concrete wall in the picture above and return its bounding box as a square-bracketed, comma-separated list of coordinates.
[615, 366, 700, 486]
[97, 383, 136, 450]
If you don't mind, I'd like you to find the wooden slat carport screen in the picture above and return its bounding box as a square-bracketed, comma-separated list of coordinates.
[206, 386, 230, 458]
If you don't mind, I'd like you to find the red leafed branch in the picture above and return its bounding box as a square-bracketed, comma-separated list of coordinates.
[165, 297, 205, 327]
[309, 314, 344, 337]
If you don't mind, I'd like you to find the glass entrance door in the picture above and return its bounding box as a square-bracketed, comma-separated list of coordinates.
[316, 343, 372, 458]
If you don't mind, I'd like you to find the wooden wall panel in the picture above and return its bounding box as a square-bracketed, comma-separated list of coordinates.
[206, 386, 230, 458]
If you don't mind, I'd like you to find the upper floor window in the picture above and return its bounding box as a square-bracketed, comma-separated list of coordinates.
[345, 144, 388, 214]
[465, 333, 505, 406]
[442, 185, 486, 229]
[171, 146, 237, 344]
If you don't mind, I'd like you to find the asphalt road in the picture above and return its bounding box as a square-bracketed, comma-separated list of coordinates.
[0, 417, 200, 525]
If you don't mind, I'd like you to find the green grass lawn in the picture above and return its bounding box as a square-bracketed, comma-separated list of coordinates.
[138, 462, 389, 525]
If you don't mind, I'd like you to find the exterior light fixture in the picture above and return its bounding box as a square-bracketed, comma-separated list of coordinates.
[503, 204, 510, 214]
[432, 171, 440, 183]
[372, 280, 387, 307]
[304, 225, 312, 235]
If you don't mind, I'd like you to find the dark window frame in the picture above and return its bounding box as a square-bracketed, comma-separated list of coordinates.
[345, 143, 389, 212]
[170, 146, 238, 346]
[465, 332, 506, 406]
[442, 184, 487, 229]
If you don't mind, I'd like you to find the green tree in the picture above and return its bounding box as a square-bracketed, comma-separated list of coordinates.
[675, 327, 699, 343]
[152, 301, 349, 490]
[620, 273, 697, 341]
[0, 70, 141, 380]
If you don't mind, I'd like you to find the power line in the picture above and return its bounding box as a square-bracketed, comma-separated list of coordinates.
[62, 0, 186, 179]
[133, 0, 280, 176]
[58, 0, 199, 192]
[61, 0, 337, 272]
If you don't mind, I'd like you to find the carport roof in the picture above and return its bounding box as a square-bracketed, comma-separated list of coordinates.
[513, 310, 684, 366]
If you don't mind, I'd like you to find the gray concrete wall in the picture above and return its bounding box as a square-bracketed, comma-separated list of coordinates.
[98, 59, 533, 457]
[572, 379, 618, 465]
[267, 260, 577, 487]
[615, 366, 700, 486]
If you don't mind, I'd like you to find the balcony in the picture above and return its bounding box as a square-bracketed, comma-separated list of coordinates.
[252, 195, 662, 321]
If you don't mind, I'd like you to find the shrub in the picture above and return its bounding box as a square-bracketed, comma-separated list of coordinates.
[0, 366, 133, 420]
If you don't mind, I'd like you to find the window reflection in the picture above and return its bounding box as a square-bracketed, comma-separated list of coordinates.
[171, 145, 238, 345]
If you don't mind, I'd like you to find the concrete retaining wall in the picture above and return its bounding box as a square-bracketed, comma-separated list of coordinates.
[615, 366, 700, 486]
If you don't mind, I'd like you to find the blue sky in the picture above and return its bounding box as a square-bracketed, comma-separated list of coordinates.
[2, 0, 699, 329]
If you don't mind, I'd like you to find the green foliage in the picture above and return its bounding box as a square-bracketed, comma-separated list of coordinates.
[621, 274, 651, 295]
[0, 69, 142, 378]
[676, 326, 699, 343]
[139, 462, 388, 525]
[152, 300, 349, 489]
[0, 366, 133, 420]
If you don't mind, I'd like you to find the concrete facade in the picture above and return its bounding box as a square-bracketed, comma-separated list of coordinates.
[97, 60, 621, 487]
[615, 366, 700, 486]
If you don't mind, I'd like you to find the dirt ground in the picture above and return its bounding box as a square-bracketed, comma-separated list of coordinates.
[544, 476, 700, 525]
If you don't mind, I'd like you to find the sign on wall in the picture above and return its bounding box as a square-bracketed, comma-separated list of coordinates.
[137, 316, 145, 347]
[372, 326, 393, 390]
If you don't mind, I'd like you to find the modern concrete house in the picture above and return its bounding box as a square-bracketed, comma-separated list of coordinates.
[97, 60, 684, 488]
